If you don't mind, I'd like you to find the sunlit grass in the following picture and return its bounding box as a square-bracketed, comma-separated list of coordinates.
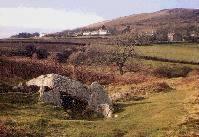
[135, 43, 199, 63]
[0, 87, 194, 137]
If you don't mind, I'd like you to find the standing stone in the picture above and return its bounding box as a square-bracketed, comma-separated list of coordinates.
[26, 74, 113, 117]
[89, 82, 113, 117]
[38, 86, 62, 106]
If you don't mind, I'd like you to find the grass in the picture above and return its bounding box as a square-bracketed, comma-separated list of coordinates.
[0, 42, 199, 136]
[89, 43, 199, 69]
[135, 43, 199, 63]
[0, 85, 194, 137]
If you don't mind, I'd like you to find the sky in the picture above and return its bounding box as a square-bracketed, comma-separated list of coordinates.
[0, 0, 198, 38]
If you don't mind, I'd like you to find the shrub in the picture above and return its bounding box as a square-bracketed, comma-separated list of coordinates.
[68, 51, 87, 65]
[35, 49, 49, 59]
[55, 50, 73, 63]
[25, 45, 36, 57]
[75, 69, 115, 85]
[125, 63, 142, 73]
[153, 66, 192, 78]
[9, 50, 28, 57]
[0, 83, 13, 93]
[7, 45, 36, 57]
[0, 58, 72, 80]
[0, 123, 14, 137]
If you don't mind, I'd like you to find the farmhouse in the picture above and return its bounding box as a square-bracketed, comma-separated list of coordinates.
[83, 31, 91, 36]
[91, 31, 99, 36]
[39, 33, 47, 37]
[167, 32, 182, 42]
[82, 26, 110, 36]
[98, 28, 110, 35]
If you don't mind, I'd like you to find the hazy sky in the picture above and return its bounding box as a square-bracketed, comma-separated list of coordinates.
[0, 0, 198, 38]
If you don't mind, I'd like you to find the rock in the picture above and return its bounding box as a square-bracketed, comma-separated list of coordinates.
[89, 82, 113, 117]
[26, 74, 113, 117]
[38, 86, 62, 106]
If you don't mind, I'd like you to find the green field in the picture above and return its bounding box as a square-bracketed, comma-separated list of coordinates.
[0, 81, 196, 137]
[89, 43, 199, 69]
[135, 43, 199, 63]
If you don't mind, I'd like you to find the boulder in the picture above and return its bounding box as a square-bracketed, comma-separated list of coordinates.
[38, 86, 62, 106]
[89, 82, 112, 117]
[26, 74, 113, 117]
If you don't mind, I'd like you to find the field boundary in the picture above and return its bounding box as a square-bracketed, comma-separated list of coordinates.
[0, 39, 86, 46]
[138, 55, 199, 65]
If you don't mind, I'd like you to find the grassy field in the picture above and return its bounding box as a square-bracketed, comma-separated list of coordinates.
[0, 42, 199, 136]
[0, 92, 185, 137]
[0, 78, 197, 137]
[90, 43, 199, 68]
[135, 43, 199, 63]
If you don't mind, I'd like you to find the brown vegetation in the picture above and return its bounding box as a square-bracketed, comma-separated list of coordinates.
[82, 8, 199, 38]
[153, 65, 192, 78]
[110, 81, 173, 102]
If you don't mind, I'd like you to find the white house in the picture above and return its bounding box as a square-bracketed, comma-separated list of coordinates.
[98, 29, 109, 35]
[167, 32, 175, 42]
[82, 28, 110, 36]
[40, 33, 47, 37]
[91, 31, 99, 36]
[83, 32, 91, 36]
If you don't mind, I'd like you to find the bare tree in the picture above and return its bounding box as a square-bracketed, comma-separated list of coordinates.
[112, 33, 137, 75]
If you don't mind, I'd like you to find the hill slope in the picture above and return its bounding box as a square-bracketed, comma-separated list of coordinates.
[83, 8, 199, 33]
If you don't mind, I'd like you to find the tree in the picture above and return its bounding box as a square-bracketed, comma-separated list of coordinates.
[11, 32, 40, 38]
[25, 44, 36, 57]
[112, 33, 137, 75]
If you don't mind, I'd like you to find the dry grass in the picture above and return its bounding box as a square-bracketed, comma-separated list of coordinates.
[108, 80, 173, 102]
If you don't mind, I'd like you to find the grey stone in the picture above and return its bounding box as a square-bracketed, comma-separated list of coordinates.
[26, 74, 113, 117]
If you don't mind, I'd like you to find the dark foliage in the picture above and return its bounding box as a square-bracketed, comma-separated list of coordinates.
[153, 66, 192, 78]
[25, 45, 37, 57]
[11, 32, 40, 38]
[0, 83, 13, 93]
[0, 59, 72, 80]
[55, 50, 73, 63]
[35, 49, 49, 59]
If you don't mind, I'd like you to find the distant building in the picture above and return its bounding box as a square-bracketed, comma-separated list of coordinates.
[167, 32, 182, 42]
[98, 28, 110, 35]
[190, 31, 197, 37]
[145, 30, 156, 36]
[168, 32, 175, 42]
[189, 31, 198, 42]
[40, 33, 47, 37]
[74, 32, 83, 37]
[91, 31, 99, 36]
[82, 26, 110, 36]
[83, 32, 92, 36]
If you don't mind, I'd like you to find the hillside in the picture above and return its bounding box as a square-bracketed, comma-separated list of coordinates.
[84, 8, 199, 33]
[56, 8, 198, 36]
